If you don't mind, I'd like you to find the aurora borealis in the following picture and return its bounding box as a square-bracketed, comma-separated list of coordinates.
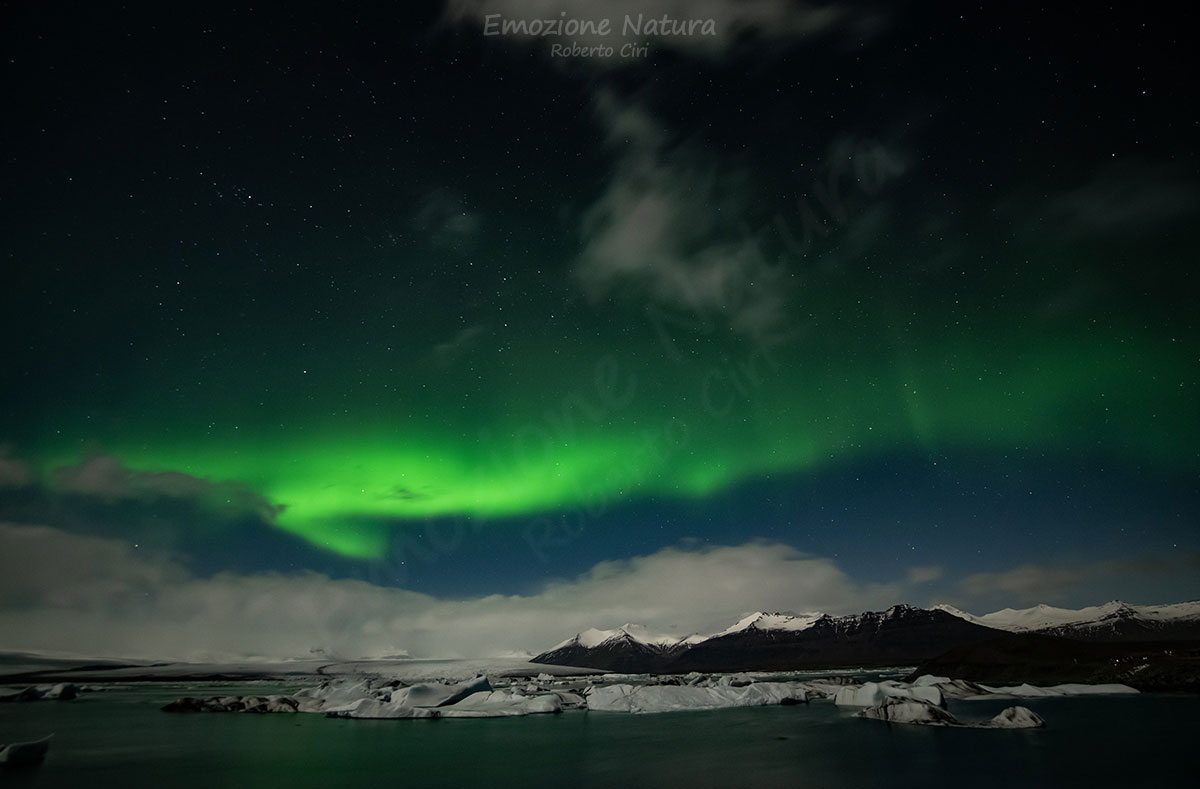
[1, 1, 1197, 658]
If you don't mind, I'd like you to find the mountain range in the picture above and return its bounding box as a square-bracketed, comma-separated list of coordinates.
[532, 600, 1200, 674]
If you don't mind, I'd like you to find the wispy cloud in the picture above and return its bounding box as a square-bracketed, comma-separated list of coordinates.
[573, 92, 792, 337]
[51, 455, 282, 522]
[906, 565, 943, 584]
[957, 553, 1200, 609]
[1045, 158, 1199, 236]
[0, 447, 32, 488]
[413, 188, 483, 250]
[432, 324, 489, 367]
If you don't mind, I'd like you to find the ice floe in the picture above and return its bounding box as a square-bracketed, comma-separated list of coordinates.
[587, 681, 808, 713]
[152, 669, 1138, 726]
[987, 706, 1046, 728]
[975, 682, 1138, 697]
[0, 683, 80, 703]
[857, 698, 958, 725]
[0, 735, 52, 768]
[855, 698, 1045, 728]
[833, 681, 945, 708]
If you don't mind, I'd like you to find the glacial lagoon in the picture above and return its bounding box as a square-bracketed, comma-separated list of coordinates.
[2, 674, 1195, 788]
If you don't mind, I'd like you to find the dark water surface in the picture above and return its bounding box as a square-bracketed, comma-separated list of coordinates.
[1, 684, 1195, 788]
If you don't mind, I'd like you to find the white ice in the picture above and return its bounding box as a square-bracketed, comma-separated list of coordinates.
[833, 680, 945, 708]
[587, 681, 807, 713]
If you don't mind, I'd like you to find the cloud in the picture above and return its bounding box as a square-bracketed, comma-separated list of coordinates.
[960, 563, 1086, 601]
[51, 454, 282, 522]
[0, 524, 910, 661]
[445, 0, 877, 64]
[413, 188, 483, 250]
[958, 553, 1200, 608]
[1046, 158, 1199, 236]
[905, 565, 943, 584]
[432, 324, 489, 367]
[573, 93, 793, 336]
[0, 447, 32, 488]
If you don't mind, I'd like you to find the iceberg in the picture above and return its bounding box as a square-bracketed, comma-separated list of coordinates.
[437, 691, 562, 718]
[976, 682, 1138, 697]
[834, 681, 945, 708]
[325, 700, 439, 719]
[162, 695, 300, 713]
[587, 681, 807, 713]
[0, 684, 81, 703]
[856, 699, 1047, 729]
[0, 735, 51, 769]
[389, 674, 493, 708]
[908, 675, 991, 698]
[987, 706, 1045, 728]
[857, 698, 959, 726]
[327, 689, 562, 719]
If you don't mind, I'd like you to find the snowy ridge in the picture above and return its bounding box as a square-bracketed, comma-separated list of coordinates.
[931, 604, 986, 626]
[550, 623, 683, 651]
[934, 600, 1200, 633]
[554, 611, 828, 653]
[711, 611, 825, 638]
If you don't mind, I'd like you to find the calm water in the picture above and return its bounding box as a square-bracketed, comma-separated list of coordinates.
[1, 683, 1195, 788]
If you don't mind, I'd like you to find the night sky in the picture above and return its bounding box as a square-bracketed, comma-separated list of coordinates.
[1, 1, 1197, 659]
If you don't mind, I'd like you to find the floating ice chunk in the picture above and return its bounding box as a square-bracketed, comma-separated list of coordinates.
[834, 681, 945, 708]
[553, 691, 586, 710]
[438, 691, 562, 718]
[856, 697, 959, 726]
[587, 682, 807, 713]
[0, 735, 51, 767]
[326, 700, 438, 719]
[294, 678, 391, 712]
[329, 690, 561, 719]
[907, 677, 990, 699]
[0, 687, 44, 703]
[42, 683, 79, 701]
[0, 684, 83, 704]
[162, 695, 300, 713]
[804, 682, 849, 700]
[857, 699, 1048, 729]
[911, 675, 952, 687]
[987, 706, 1045, 728]
[389, 675, 492, 708]
[978, 682, 1137, 697]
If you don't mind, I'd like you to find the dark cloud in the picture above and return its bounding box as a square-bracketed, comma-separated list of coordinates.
[0, 447, 32, 488]
[52, 454, 282, 522]
[573, 92, 793, 336]
[1047, 159, 1199, 236]
[957, 553, 1200, 609]
[432, 324, 489, 367]
[413, 188, 484, 250]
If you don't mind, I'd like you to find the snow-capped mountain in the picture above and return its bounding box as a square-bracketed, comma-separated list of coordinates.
[934, 600, 1200, 641]
[532, 605, 1008, 673]
[710, 611, 825, 638]
[533, 624, 692, 673]
[534, 600, 1200, 673]
[667, 604, 1007, 673]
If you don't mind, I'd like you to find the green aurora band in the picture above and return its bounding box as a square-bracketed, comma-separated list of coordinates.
[31, 326, 1196, 559]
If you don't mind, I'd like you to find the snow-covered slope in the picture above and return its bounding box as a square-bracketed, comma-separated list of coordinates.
[565, 624, 682, 650]
[534, 605, 1005, 673]
[934, 600, 1200, 641]
[546, 612, 825, 655]
[711, 611, 825, 638]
